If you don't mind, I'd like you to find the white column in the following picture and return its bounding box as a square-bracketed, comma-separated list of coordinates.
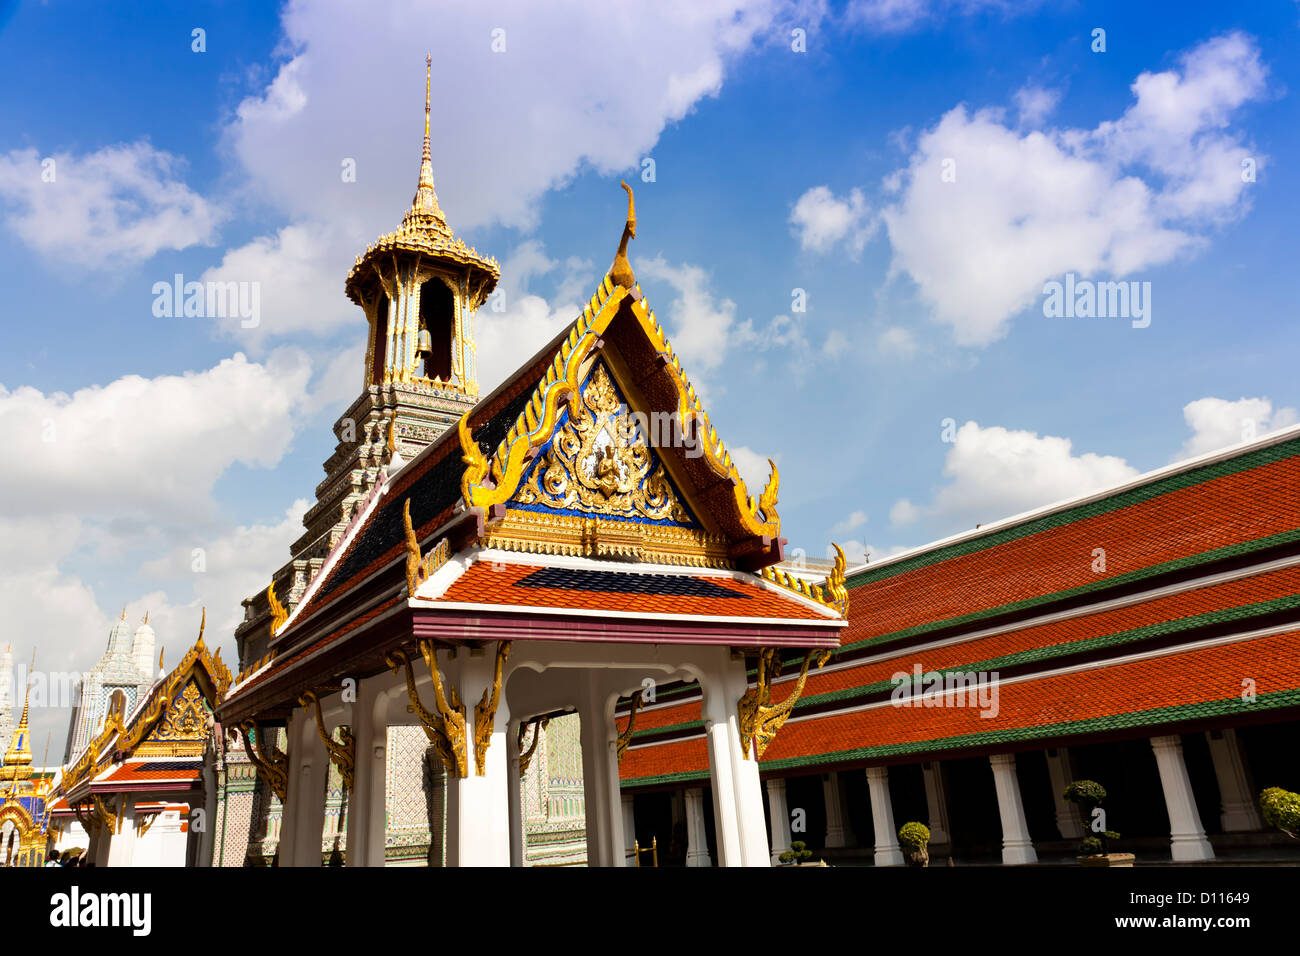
[156, 808, 189, 866]
[621, 793, 636, 854]
[701, 652, 769, 866]
[1044, 748, 1085, 840]
[1151, 735, 1215, 861]
[684, 787, 712, 867]
[989, 753, 1038, 865]
[346, 678, 388, 867]
[508, 717, 525, 867]
[578, 679, 625, 867]
[444, 646, 511, 866]
[921, 762, 951, 845]
[1205, 729, 1262, 832]
[288, 714, 329, 867]
[822, 771, 850, 848]
[866, 767, 905, 866]
[766, 778, 791, 864]
[106, 803, 137, 867]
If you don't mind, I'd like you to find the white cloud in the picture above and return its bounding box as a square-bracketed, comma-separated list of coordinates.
[893, 421, 1139, 531]
[877, 325, 918, 357]
[225, 0, 811, 235]
[790, 185, 874, 255]
[729, 445, 779, 496]
[881, 32, 1267, 345]
[1175, 396, 1298, 460]
[1013, 84, 1060, 125]
[140, 499, 311, 642]
[476, 241, 596, 394]
[0, 350, 312, 523]
[846, 0, 1034, 33]
[636, 256, 745, 387]
[0, 143, 223, 268]
[200, 222, 357, 349]
[831, 509, 869, 535]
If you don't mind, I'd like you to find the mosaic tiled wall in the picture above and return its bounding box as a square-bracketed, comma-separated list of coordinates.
[522, 713, 587, 866]
[212, 729, 284, 867]
[384, 725, 444, 866]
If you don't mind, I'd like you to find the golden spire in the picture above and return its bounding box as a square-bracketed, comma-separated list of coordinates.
[1, 658, 34, 783]
[405, 53, 447, 229]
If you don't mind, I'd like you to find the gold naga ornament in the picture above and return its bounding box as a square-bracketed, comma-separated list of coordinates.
[387, 641, 467, 777]
[760, 542, 851, 618]
[737, 647, 831, 760]
[266, 581, 289, 636]
[615, 688, 646, 762]
[238, 720, 289, 804]
[298, 690, 356, 791]
[516, 362, 691, 524]
[402, 498, 450, 595]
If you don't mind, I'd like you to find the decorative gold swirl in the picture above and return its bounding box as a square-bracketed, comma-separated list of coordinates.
[737, 648, 831, 760]
[472, 641, 511, 776]
[299, 691, 356, 791]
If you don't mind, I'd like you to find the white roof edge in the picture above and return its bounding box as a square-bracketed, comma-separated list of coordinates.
[857, 421, 1300, 576]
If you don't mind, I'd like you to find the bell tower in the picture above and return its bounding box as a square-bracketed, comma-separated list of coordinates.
[236, 57, 499, 667]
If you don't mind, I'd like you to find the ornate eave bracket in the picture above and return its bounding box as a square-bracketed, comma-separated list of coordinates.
[472, 641, 511, 776]
[386, 641, 468, 778]
[238, 720, 289, 805]
[737, 647, 831, 760]
[517, 716, 549, 778]
[615, 689, 646, 763]
[760, 542, 850, 618]
[298, 691, 356, 791]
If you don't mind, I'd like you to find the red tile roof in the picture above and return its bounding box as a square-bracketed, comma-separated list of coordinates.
[619, 629, 1300, 782]
[843, 445, 1300, 646]
[422, 561, 832, 620]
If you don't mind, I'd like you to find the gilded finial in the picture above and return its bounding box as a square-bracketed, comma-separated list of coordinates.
[143, 610, 150, 625]
[158, 647, 165, 671]
[267, 583, 288, 636]
[608, 180, 637, 289]
[196, 607, 206, 647]
[120, 606, 126, 621]
[406, 54, 446, 225]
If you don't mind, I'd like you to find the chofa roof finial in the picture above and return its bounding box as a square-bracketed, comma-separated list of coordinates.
[608, 180, 637, 289]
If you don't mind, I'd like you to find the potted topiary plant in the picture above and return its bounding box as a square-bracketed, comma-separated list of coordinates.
[898, 822, 931, 867]
[1064, 779, 1133, 867]
[778, 840, 817, 866]
[1259, 787, 1299, 839]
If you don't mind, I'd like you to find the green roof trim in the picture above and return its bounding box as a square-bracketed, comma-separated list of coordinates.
[844, 526, 1300, 651]
[847, 436, 1300, 589]
[620, 768, 710, 789]
[757, 687, 1300, 771]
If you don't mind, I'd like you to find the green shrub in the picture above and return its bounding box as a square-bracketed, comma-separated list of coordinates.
[1078, 831, 1121, 856]
[898, 822, 931, 852]
[778, 840, 815, 865]
[1259, 787, 1300, 838]
[1064, 779, 1107, 811]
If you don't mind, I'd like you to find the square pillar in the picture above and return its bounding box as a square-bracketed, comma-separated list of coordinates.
[106, 803, 137, 867]
[345, 677, 388, 867]
[1150, 735, 1215, 861]
[822, 771, 850, 848]
[700, 650, 769, 866]
[578, 677, 625, 867]
[766, 778, 791, 864]
[684, 787, 712, 867]
[921, 762, 952, 845]
[866, 767, 905, 866]
[443, 646, 512, 867]
[286, 711, 329, 867]
[989, 753, 1038, 865]
[1044, 748, 1085, 840]
[1205, 729, 1262, 832]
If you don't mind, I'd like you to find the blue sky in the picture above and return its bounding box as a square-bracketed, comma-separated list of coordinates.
[2, 0, 1298, 747]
